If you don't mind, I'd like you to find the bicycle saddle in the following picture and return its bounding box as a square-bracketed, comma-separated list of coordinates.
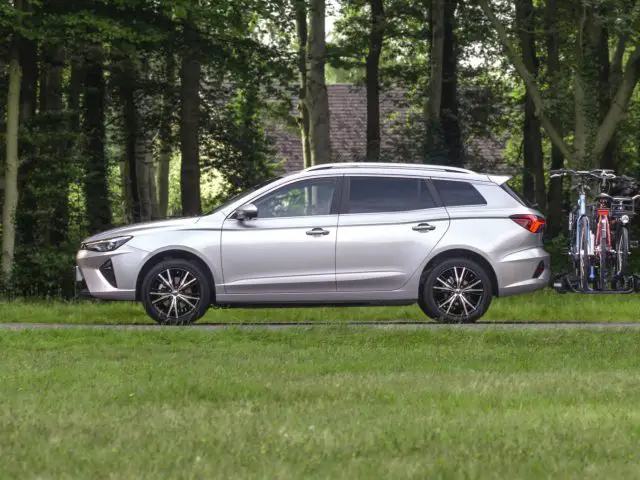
[595, 192, 612, 199]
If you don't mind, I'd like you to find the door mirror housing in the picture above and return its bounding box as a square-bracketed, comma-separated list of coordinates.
[235, 203, 258, 221]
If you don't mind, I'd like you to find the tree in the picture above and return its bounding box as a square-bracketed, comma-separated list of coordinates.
[441, 0, 463, 167]
[179, 14, 202, 216]
[158, 51, 175, 218]
[516, 0, 544, 209]
[293, 0, 311, 168]
[2, 14, 22, 279]
[478, 0, 640, 170]
[366, 0, 385, 161]
[83, 43, 112, 233]
[307, 0, 332, 165]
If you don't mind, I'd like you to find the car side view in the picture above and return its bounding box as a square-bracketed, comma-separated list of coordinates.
[75, 162, 550, 324]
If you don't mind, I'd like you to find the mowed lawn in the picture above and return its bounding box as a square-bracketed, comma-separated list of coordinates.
[2, 328, 640, 479]
[1, 288, 640, 324]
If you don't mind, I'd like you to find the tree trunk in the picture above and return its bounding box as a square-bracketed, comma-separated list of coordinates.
[180, 18, 202, 216]
[2, 41, 22, 279]
[545, 0, 564, 237]
[83, 44, 112, 233]
[121, 58, 141, 223]
[306, 0, 332, 165]
[597, 25, 615, 170]
[516, 0, 544, 209]
[294, 0, 311, 168]
[426, 0, 444, 120]
[424, 0, 445, 163]
[16, 2, 37, 246]
[44, 45, 69, 246]
[158, 52, 175, 218]
[366, 0, 384, 162]
[441, 0, 463, 167]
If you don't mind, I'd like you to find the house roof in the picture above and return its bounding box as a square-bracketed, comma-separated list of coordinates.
[267, 84, 511, 174]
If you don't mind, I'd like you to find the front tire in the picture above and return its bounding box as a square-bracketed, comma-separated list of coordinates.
[615, 226, 629, 277]
[141, 259, 211, 325]
[419, 258, 492, 324]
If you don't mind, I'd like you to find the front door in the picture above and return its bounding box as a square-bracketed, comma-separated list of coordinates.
[221, 176, 341, 294]
[336, 175, 450, 291]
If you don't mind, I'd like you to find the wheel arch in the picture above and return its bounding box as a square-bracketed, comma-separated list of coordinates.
[135, 249, 216, 302]
[419, 248, 499, 297]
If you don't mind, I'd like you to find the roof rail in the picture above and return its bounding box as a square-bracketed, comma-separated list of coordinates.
[305, 162, 476, 175]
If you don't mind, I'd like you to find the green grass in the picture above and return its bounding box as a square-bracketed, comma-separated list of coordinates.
[2, 328, 640, 478]
[1, 289, 640, 324]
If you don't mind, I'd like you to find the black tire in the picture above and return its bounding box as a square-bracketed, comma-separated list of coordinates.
[419, 258, 492, 324]
[599, 219, 608, 290]
[615, 226, 629, 277]
[578, 216, 590, 291]
[141, 259, 211, 325]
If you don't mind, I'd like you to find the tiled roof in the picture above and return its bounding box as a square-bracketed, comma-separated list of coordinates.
[267, 84, 508, 174]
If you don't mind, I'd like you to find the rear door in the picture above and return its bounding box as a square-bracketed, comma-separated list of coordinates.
[336, 175, 450, 292]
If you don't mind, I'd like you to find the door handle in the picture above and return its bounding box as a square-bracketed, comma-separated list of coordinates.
[306, 227, 330, 236]
[412, 223, 436, 232]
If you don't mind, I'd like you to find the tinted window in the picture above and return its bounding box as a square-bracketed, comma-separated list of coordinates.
[433, 180, 487, 207]
[254, 177, 338, 218]
[346, 177, 436, 214]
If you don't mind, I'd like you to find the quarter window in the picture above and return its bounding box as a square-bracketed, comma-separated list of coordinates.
[346, 177, 436, 214]
[253, 177, 338, 218]
[432, 180, 487, 207]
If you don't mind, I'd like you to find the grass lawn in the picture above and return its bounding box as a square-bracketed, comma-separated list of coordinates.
[2, 328, 640, 479]
[1, 288, 640, 324]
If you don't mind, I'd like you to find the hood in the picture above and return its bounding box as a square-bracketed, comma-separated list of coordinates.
[82, 217, 201, 243]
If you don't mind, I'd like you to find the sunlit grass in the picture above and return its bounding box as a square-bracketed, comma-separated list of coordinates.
[1, 328, 640, 478]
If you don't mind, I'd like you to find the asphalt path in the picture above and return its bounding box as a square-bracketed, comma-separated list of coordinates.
[2, 321, 640, 331]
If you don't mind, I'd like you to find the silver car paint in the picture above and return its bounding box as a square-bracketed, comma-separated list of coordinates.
[76, 164, 550, 305]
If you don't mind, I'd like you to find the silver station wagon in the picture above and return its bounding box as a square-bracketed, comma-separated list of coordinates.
[76, 162, 550, 324]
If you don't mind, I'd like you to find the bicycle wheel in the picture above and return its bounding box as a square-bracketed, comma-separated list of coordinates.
[578, 216, 590, 290]
[615, 226, 629, 277]
[599, 222, 607, 290]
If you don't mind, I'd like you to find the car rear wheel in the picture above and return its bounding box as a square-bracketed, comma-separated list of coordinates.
[141, 259, 211, 325]
[419, 258, 492, 323]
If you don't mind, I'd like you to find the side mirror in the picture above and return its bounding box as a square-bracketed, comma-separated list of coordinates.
[235, 203, 258, 221]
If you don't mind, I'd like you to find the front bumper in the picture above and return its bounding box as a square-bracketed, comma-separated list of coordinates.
[75, 245, 147, 301]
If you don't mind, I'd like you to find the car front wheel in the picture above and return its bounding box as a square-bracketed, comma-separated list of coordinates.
[141, 259, 211, 325]
[419, 258, 492, 323]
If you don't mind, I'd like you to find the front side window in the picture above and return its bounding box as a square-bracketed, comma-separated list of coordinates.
[432, 180, 487, 207]
[346, 176, 436, 214]
[253, 177, 338, 218]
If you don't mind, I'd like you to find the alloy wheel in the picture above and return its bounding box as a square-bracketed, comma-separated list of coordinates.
[432, 266, 485, 319]
[148, 268, 201, 320]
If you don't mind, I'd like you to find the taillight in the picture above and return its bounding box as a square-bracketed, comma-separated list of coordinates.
[510, 214, 545, 233]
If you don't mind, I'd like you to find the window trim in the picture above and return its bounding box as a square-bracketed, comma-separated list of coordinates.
[229, 175, 344, 220]
[339, 174, 443, 216]
[430, 178, 488, 208]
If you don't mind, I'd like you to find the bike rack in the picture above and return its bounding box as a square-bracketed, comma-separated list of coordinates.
[552, 272, 640, 294]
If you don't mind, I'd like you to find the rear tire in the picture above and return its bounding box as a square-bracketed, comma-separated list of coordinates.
[419, 258, 492, 324]
[615, 226, 629, 277]
[141, 259, 211, 325]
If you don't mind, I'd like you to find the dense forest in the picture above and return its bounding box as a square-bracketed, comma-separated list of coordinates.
[1, 0, 640, 297]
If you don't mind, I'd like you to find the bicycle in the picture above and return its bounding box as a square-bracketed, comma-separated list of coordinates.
[549, 169, 598, 290]
[608, 175, 640, 287]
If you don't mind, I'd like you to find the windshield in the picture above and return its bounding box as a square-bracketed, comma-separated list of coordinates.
[204, 176, 283, 215]
[502, 182, 535, 208]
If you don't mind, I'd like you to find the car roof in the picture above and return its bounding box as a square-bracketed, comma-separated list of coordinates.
[300, 162, 498, 183]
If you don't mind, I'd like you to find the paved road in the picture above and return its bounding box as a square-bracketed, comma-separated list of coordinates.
[2, 321, 640, 331]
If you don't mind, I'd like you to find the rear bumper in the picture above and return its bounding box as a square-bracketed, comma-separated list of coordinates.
[496, 247, 550, 297]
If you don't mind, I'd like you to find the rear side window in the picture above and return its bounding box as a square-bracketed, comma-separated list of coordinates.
[501, 183, 533, 207]
[432, 180, 487, 207]
[346, 177, 436, 214]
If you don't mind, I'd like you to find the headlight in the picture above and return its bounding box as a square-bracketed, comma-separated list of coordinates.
[81, 236, 132, 252]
